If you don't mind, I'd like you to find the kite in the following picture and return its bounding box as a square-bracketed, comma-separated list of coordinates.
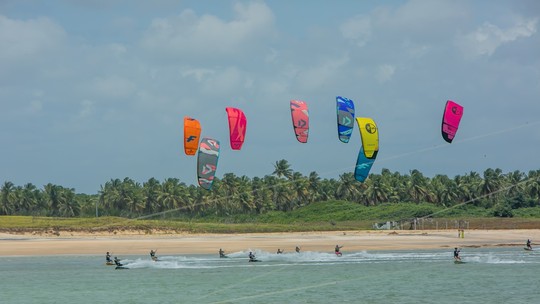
[441, 100, 463, 143]
[197, 138, 220, 190]
[290, 100, 309, 143]
[336, 96, 355, 143]
[225, 107, 247, 150]
[354, 146, 375, 182]
[356, 117, 379, 159]
[183, 116, 201, 156]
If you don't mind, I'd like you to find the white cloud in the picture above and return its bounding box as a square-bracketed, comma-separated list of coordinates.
[26, 100, 43, 114]
[457, 18, 538, 56]
[78, 100, 94, 118]
[181, 68, 215, 82]
[0, 15, 66, 63]
[340, 15, 372, 47]
[140, 2, 275, 58]
[376, 64, 396, 83]
[296, 56, 350, 91]
[90, 75, 136, 100]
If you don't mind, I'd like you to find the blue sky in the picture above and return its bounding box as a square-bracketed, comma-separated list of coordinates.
[1, 0, 539, 194]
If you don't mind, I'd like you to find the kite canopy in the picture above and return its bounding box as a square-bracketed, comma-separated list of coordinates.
[225, 107, 247, 150]
[441, 100, 463, 143]
[197, 138, 220, 190]
[336, 96, 355, 143]
[356, 117, 379, 159]
[183, 116, 201, 156]
[354, 146, 375, 182]
[290, 100, 309, 143]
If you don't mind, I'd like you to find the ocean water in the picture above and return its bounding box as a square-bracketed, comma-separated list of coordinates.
[1, 248, 539, 304]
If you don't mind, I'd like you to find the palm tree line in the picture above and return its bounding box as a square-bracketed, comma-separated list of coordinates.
[1, 160, 539, 218]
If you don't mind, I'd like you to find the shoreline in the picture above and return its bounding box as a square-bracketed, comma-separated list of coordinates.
[1, 229, 538, 256]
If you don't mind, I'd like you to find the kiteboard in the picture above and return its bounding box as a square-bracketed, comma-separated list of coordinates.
[105, 262, 114, 266]
[524, 247, 533, 251]
[249, 259, 261, 263]
[220, 255, 229, 258]
[454, 260, 466, 264]
[115, 266, 129, 270]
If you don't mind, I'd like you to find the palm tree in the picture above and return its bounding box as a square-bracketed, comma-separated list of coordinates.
[15, 183, 39, 214]
[526, 170, 540, 206]
[408, 170, 429, 204]
[143, 177, 161, 214]
[158, 178, 184, 212]
[272, 159, 293, 179]
[290, 172, 309, 208]
[336, 173, 358, 201]
[43, 183, 62, 216]
[58, 188, 80, 217]
[307, 171, 321, 203]
[0, 181, 16, 215]
[480, 168, 503, 207]
[363, 175, 389, 206]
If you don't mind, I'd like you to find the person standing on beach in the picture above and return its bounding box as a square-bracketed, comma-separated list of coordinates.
[454, 248, 461, 261]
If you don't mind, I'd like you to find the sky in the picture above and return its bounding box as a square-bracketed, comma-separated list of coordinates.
[1, 0, 539, 194]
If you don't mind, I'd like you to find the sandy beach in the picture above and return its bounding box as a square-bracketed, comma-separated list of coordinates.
[1, 229, 538, 256]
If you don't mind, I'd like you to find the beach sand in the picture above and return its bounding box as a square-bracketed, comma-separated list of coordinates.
[1, 229, 538, 256]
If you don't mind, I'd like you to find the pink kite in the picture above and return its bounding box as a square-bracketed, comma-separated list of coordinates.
[441, 100, 464, 143]
[290, 100, 309, 143]
[225, 107, 247, 150]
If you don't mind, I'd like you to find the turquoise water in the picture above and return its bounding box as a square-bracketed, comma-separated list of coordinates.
[1, 248, 539, 303]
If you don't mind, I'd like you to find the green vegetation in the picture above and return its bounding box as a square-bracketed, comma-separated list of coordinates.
[2, 201, 540, 233]
[1, 162, 540, 233]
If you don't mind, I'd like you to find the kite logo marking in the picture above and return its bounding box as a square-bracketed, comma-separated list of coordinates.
[365, 123, 377, 134]
[186, 136, 197, 142]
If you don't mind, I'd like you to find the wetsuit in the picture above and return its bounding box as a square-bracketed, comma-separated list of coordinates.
[454, 249, 460, 260]
[106, 253, 111, 262]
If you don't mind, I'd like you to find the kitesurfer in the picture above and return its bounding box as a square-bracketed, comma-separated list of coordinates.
[219, 248, 226, 258]
[249, 251, 256, 261]
[106, 252, 112, 263]
[150, 249, 157, 261]
[295, 246, 301, 253]
[526, 239, 532, 250]
[277, 249, 283, 254]
[453, 248, 461, 261]
[114, 257, 123, 267]
[335, 245, 343, 257]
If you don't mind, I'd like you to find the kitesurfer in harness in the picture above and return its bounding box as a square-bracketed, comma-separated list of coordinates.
[150, 249, 157, 261]
[454, 248, 461, 261]
[277, 249, 283, 254]
[106, 252, 112, 263]
[335, 245, 343, 257]
[249, 251, 256, 262]
[526, 239, 532, 250]
[114, 257, 123, 267]
[219, 248, 226, 258]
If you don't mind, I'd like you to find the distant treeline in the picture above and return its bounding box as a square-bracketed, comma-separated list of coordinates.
[1, 160, 539, 219]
